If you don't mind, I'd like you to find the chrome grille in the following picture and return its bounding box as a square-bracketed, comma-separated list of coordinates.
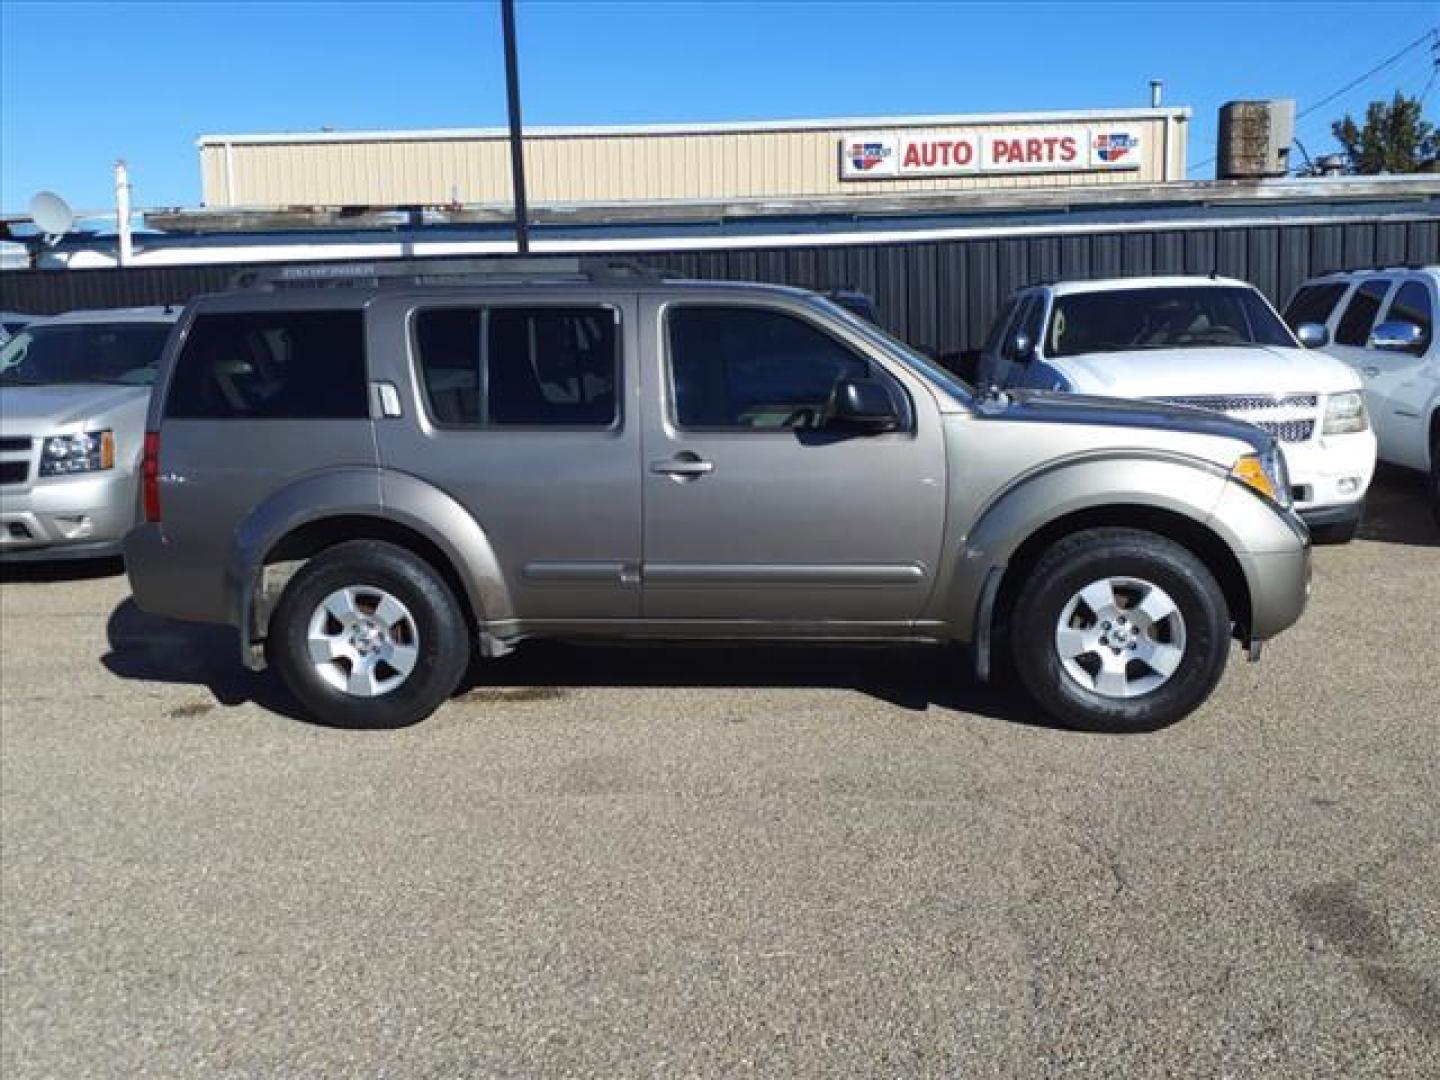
[1253, 419, 1316, 442]
[1148, 393, 1320, 443]
[1152, 394, 1318, 412]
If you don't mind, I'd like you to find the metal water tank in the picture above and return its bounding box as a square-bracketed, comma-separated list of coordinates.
[1217, 99, 1296, 178]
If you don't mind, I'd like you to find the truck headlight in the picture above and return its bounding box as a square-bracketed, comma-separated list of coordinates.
[39, 431, 115, 477]
[1321, 391, 1368, 435]
[1231, 446, 1292, 509]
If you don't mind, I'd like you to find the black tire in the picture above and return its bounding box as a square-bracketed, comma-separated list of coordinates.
[266, 539, 470, 728]
[1308, 518, 1359, 545]
[1009, 527, 1231, 734]
[1430, 439, 1440, 532]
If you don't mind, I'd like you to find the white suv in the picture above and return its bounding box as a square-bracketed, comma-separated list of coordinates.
[976, 276, 1378, 542]
[1284, 266, 1439, 526]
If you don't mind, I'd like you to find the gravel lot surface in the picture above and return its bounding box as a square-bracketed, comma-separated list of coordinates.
[2, 469, 1437, 1078]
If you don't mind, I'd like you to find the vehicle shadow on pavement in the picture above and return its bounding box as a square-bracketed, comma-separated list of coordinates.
[460, 640, 1055, 728]
[101, 599, 309, 722]
[0, 556, 127, 583]
[1357, 467, 1437, 547]
[100, 598, 1053, 730]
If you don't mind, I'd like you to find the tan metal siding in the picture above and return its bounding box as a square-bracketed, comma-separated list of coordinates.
[203, 115, 1183, 207]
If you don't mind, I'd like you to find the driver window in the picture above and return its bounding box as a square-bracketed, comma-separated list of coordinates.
[1018, 297, 1045, 355]
[667, 306, 871, 431]
[1003, 297, 1038, 360]
[1385, 281, 1432, 353]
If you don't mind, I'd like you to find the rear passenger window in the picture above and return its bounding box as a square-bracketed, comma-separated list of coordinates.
[1283, 283, 1347, 329]
[1334, 279, 1391, 346]
[1387, 282, 1433, 351]
[166, 310, 368, 419]
[414, 306, 618, 427]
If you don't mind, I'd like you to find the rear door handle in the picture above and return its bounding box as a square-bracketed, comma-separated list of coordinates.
[650, 454, 714, 477]
[1362, 366, 1381, 378]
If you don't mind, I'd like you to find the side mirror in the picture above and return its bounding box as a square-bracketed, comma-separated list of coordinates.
[1368, 320, 1425, 352]
[1295, 322, 1329, 348]
[827, 377, 900, 433]
[1008, 331, 1035, 363]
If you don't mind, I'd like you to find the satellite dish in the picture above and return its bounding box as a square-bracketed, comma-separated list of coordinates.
[29, 191, 75, 236]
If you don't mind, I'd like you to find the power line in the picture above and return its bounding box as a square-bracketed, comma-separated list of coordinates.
[1295, 26, 1438, 120]
[1187, 26, 1440, 176]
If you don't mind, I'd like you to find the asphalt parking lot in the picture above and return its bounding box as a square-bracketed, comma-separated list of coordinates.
[2, 468, 1437, 1078]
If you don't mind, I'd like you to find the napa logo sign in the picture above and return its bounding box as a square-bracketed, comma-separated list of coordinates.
[1092, 130, 1141, 164]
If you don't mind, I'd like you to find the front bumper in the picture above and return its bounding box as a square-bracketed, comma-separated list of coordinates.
[0, 471, 138, 560]
[1239, 544, 1312, 642]
[1297, 501, 1364, 529]
[1280, 429, 1377, 516]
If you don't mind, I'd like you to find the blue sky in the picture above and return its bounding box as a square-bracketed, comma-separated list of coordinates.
[2, 0, 1436, 213]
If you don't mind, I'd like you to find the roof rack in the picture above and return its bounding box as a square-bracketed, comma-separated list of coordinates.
[228, 256, 670, 292]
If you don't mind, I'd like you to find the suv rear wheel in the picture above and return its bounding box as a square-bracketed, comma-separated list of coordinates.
[1430, 430, 1439, 531]
[267, 540, 470, 727]
[1009, 527, 1231, 733]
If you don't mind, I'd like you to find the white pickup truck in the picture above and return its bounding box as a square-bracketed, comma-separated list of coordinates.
[1285, 266, 1439, 527]
[976, 275, 1378, 542]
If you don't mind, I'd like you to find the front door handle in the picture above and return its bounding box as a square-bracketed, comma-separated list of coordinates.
[650, 453, 714, 478]
[1362, 366, 1381, 378]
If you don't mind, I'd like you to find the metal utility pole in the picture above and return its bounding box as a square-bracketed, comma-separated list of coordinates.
[500, 0, 530, 253]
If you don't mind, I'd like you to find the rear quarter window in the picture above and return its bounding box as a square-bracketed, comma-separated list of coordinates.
[165, 310, 368, 420]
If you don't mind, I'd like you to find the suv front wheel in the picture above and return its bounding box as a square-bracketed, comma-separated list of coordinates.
[267, 540, 471, 727]
[1009, 528, 1231, 733]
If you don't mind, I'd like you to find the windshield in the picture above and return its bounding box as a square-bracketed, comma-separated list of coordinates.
[808, 296, 974, 401]
[1046, 286, 1296, 358]
[0, 322, 173, 387]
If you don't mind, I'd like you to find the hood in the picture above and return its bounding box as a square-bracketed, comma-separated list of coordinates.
[978, 388, 1272, 454]
[0, 383, 151, 432]
[1049, 345, 1361, 398]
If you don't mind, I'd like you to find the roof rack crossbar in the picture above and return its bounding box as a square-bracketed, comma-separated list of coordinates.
[228, 256, 668, 291]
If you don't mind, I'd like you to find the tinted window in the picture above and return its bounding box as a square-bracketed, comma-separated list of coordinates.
[1334, 279, 1391, 346]
[668, 306, 871, 430]
[0, 322, 172, 387]
[1283, 283, 1348, 329]
[1018, 295, 1045, 349]
[1045, 286, 1294, 358]
[414, 306, 617, 427]
[1387, 281, 1433, 351]
[982, 296, 1019, 354]
[166, 310, 367, 420]
[1003, 297, 1039, 359]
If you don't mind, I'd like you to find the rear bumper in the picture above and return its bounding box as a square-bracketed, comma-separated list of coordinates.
[0, 472, 137, 560]
[122, 522, 177, 615]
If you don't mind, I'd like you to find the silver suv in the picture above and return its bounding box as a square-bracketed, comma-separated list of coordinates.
[1, 307, 180, 560]
[124, 259, 1311, 733]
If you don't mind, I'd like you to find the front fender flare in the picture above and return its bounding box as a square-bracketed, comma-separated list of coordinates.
[936, 451, 1233, 647]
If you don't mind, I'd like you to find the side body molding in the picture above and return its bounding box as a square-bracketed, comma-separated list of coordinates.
[225, 468, 512, 659]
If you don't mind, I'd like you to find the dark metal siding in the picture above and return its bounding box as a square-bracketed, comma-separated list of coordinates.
[2, 218, 1436, 355]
